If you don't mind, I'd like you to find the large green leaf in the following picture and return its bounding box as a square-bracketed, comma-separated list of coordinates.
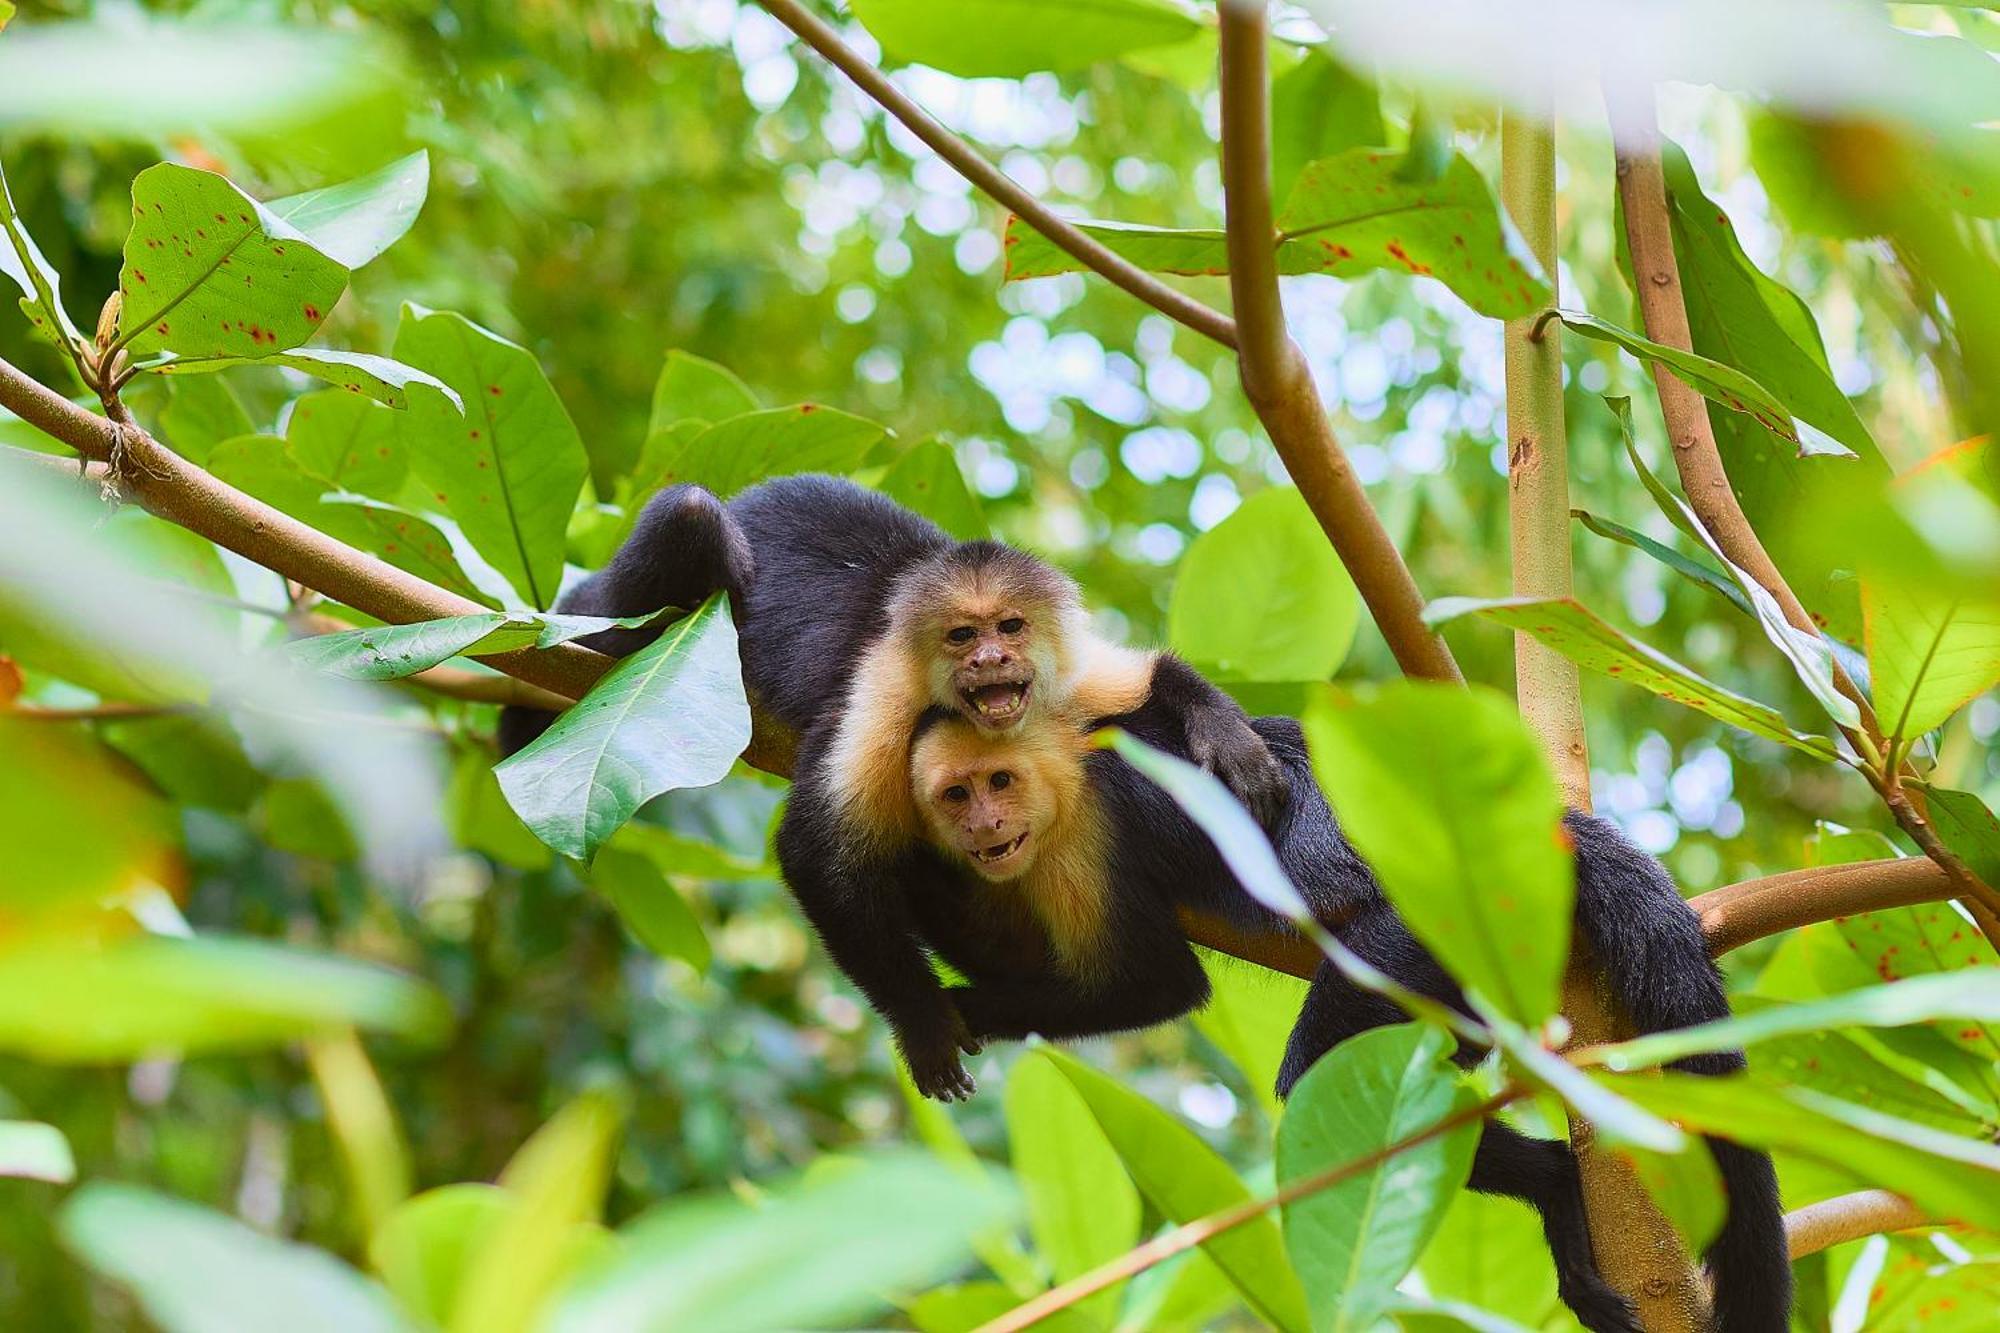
[370, 1186, 513, 1328]
[1192, 954, 1311, 1122]
[1007, 149, 1550, 319]
[848, 0, 1201, 78]
[903, 1283, 1101, 1333]
[1863, 579, 2000, 747]
[648, 349, 758, 436]
[0, 717, 176, 914]
[115, 163, 349, 360]
[1270, 49, 1384, 204]
[1301, 684, 1572, 1024]
[1930, 787, 2000, 892]
[643, 404, 886, 499]
[0, 936, 450, 1061]
[1004, 1052, 1140, 1321]
[152, 347, 458, 411]
[1832, 901, 2000, 1067]
[1486, 1016, 1685, 1152]
[1748, 1019, 1990, 1135]
[879, 440, 989, 540]
[591, 848, 712, 972]
[159, 373, 257, 462]
[0, 1120, 75, 1184]
[1606, 1072, 2000, 1230]
[285, 389, 407, 499]
[288, 609, 661, 681]
[1425, 596, 1842, 762]
[1168, 486, 1358, 683]
[264, 151, 429, 268]
[545, 1153, 1018, 1333]
[1277, 1024, 1481, 1332]
[496, 595, 751, 861]
[1034, 1047, 1312, 1332]
[1418, 1193, 1559, 1328]
[393, 304, 588, 608]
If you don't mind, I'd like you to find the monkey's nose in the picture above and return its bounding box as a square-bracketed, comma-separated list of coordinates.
[971, 643, 1010, 668]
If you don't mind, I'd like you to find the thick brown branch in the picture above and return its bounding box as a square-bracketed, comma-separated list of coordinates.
[754, 0, 1237, 349]
[1214, 1, 1461, 684]
[1786, 1190, 1932, 1260]
[1691, 857, 1960, 956]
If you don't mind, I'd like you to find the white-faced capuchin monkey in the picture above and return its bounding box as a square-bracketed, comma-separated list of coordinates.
[892, 704, 1787, 1333]
[498, 473, 1287, 1099]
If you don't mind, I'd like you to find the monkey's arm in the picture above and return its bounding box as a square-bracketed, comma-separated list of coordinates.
[1131, 655, 1289, 826]
[951, 939, 1211, 1042]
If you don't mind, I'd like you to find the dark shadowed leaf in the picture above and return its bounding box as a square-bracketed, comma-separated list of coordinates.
[1034, 1047, 1312, 1332]
[0, 936, 450, 1060]
[1169, 486, 1357, 682]
[1301, 684, 1572, 1023]
[1571, 509, 1752, 618]
[496, 595, 751, 861]
[848, 0, 1201, 78]
[116, 163, 349, 360]
[1278, 1024, 1480, 1332]
[393, 304, 589, 609]
[591, 848, 711, 972]
[264, 151, 429, 268]
[1271, 50, 1384, 203]
[1004, 1051, 1139, 1322]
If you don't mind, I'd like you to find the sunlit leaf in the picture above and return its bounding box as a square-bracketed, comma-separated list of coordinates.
[496, 595, 751, 861]
[544, 1152, 1018, 1333]
[394, 304, 589, 608]
[1192, 953, 1311, 1122]
[1004, 1052, 1140, 1321]
[1277, 1024, 1481, 1332]
[115, 163, 349, 361]
[1832, 901, 2000, 1068]
[288, 608, 662, 681]
[61, 1183, 414, 1333]
[644, 404, 886, 500]
[1033, 1047, 1312, 1332]
[1301, 684, 1572, 1023]
[880, 440, 989, 540]
[1930, 788, 2000, 892]
[1425, 596, 1842, 761]
[264, 151, 430, 268]
[304, 1030, 411, 1242]
[0, 1120, 74, 1184]
[848, 0, 1201, 78]
[903, 1283, 1100, 1333]
[285, 389, 407, 499]
[1418, 1193, 1559, 1327]
[371, 1186, 512, 1328]
[648, 349, 758, 436]
[1168, 486, 1357, 682]
[591, 848, 711, 972]
[0, 936, 450, 1060]
[0, 717, 176, 914]
[152, 347, 459, 412]
[1864, 580, 2000, 748]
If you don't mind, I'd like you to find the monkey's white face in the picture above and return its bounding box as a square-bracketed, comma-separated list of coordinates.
[913, 750, 1054, 881]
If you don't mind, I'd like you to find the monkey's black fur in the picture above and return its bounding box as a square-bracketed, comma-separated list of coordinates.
[499, 473, 1284, 1096]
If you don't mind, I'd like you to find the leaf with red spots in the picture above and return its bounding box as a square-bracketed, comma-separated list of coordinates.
[146, 347, 459, 412]
[1303, 683, 1574, 1024]
[1834, 901, 2000, 1064]
[393, 305, 588, 610]
[1424, 595, 1842, 762]
[284, 390, 406, 500]
[263, 151, 428, 269]
[1005, 148, 1550, 319]
[114, 164, 348, 361]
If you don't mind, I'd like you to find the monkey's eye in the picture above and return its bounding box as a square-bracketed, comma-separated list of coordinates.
[990, 771, 1012, 791]
[947, 626, 977, 645]
[943, 784, 970, 803]
[998, 617, 1026, 634]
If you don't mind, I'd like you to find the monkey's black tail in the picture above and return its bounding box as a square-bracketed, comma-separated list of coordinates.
[498, 484, 755, 757]
[1567, 812, 1793, 1330]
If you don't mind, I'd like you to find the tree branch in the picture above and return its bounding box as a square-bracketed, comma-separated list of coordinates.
[1785, 1189, 1932, 1260]
[754, 0, 1238, 350]
[1214, 0, 1461, 684]
[1690, 856, 1962, 957]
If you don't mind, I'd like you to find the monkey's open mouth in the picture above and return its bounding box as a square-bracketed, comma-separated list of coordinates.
[970, 832, 1029, 866]
[961, 681, 1030, 724]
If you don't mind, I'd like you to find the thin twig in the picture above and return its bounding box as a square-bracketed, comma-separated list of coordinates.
[754, 0, 1237, 349]
[5, 701, 194, 721]
[1213, 0, 1461, 684]
[975, 1086, 1520, 1333]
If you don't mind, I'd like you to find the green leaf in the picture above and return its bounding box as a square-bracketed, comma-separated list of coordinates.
[1301, 684, 1572, 1023]
[370, 1186, 512, 1328]
[1418, 1193, 1559, 1328]
[285, 389, 407, 499]
[1748, 1021, 1987, 1135]
[160, 373, 257, 463]
[648, 349, 758, 436]
[847, 0, 1201, 78]
[1425, 596, 1842, 761]
[0, 4, 14, 33]
[0, 935, 450, 1060]
[1605, 1072, 2000, 1230]
[1277, 1024, 1481, 1333]
[1559, 312, 1831, 456]
[448, 749, 552, 871]
[1930, 787, 2000, 891]
[304, 1030, 410, 1243]
[1168, 486, 1357, 682]
[607, 820, 771, 881]
[1486, 1015, 1686, 1151]
[1571, 508, 1752, 618]
[1007, 149, 1551, 320]
[496, 595, 751, 861]
[0, 716, 176, 914]
[0, 1120, 75, 1184]
[61, 1183, 414, 1333]
[1864, 580, 2000, 747]
[903, 1283, 1101, 1333]
[0, 157, 86, 352]
[644, 404, 887, 500]
[1833, 902, 2000, 1067]
[1271, 50, 1384, 204]
[288, 608, 662, 681]
[264, 151, 429, 268]
[591, 848, 712, 972]
[545, 1152, 1019, 1333]
[393, 304, 589, 608]
[153, 347, 459, 411]
[116, 163, 349, 360]
[879, 440, 989, 540]
[1192, 953, 1311, 1122]
[1004, 1052, 1140, 1320]
[1033, 1047, 1312, 1332]
[1596, 971, 2000, 1071]
[895, 1072, 1044, 1298]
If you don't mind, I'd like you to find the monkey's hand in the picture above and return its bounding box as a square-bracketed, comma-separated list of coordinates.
[898, 1011, 980, 1103]
[1187, 710, 1289, 829]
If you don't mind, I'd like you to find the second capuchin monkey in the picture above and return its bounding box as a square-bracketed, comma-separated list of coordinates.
[499, 473, 1286, 1098]
[896, 706, 1787, 1333]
